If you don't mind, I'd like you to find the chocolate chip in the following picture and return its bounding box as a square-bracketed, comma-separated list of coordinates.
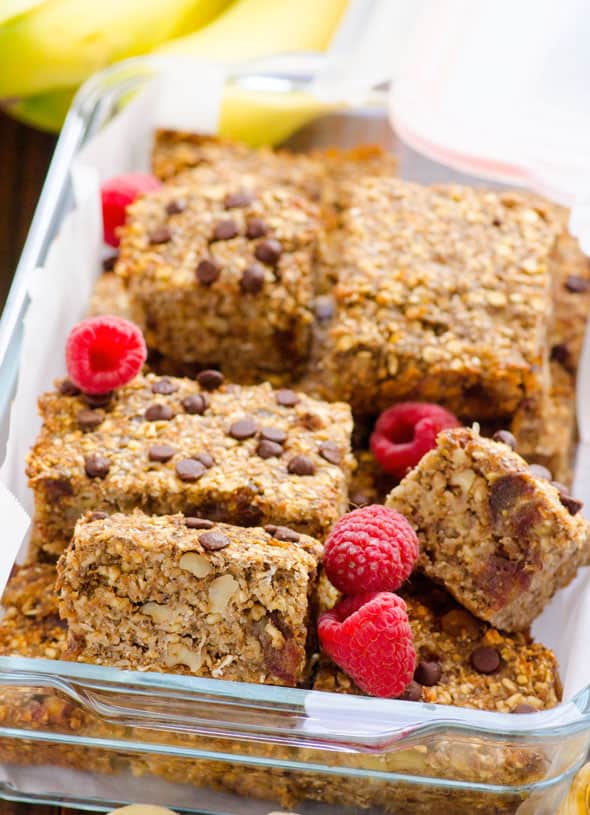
[182, 393, 209, 414]
[264, 524, 278, 535]
[288, 455, 315, 476]
[44, 478, 73, 500]
[314, 295, 335, 322]
[349, 491, 370, 509]
[398, 680, 423, 702]
[175, 459, 206, 482]
[254, 239, 282, 266]
[565, 275, 590, 293]
[195, 452, 215, 468]
[240, 264, 265, 294]
[245, 218, 267, 239]
[199, 530, 231, 551]
[84, 391, 112, 408]
[492, 430, 517, 450]
[319, 441, 342, 465]
[257, 440, 283, 459]
[196, 258, 221, 285]
[414, 660, 442, 687]
[166, 199, 186, 216]
[551, 482, 583, 516]
[197, 370, 224, 390]
[260, 426, 287, 444]
[102, 253, 118, 272]
[229, 417, 257, 440]
[149, 226, 172, 244]
[276, 389, 300, 407]
[551, 343, 571, 367]
[185, 517, 214, 530]
[512, 703, 537, 714]
[224, 191, 254, 209]
[59, 379, 81, 396]
[88, 511, 108, 521]
[470, 646, 501, 674]
[76, 409, 104, 431]
[148, 444, 176, 462]
[529, 463, 552, 481]
[151, 377, 178, 395]
[211, 219, 238, 241]
[492, 218, 502, 227]
[270, 526, 300, 542]
[84, 454, 110, 479]
[145, 403, 174, 421]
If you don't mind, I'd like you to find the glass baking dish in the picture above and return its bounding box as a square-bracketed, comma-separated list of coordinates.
[0, 54, 589, 815]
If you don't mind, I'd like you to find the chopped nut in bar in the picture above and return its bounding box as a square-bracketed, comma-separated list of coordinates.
[57, 511, 321, 686]
[386, 426, 589, 631]
[27, 373, 353, 556]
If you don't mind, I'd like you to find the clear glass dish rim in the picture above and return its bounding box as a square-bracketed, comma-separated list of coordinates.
[0, 54, 588, 791]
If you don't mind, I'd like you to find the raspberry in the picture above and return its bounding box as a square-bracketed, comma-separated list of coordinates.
[65, 316, 147, 394]
[101, 173, 161, 247]
[318, 592, 416, 697]
[370, 402, 460, 479]
[323, 505, 419, 595]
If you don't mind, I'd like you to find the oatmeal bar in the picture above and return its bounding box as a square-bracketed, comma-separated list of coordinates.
[87, 271, 132, 320]
[58, 511, 321, 686]
[309, 180, 558, 417]
[116, 182, 320, 382]
[27, 373, 353, 556]
[386, 427, 589, 631]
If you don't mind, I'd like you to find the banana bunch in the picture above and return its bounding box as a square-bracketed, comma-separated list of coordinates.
[0, 0, 349, 142]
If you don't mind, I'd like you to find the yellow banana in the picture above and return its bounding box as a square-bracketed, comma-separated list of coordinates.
[557, 762, 590, 815]
[0, 0, 233, 98]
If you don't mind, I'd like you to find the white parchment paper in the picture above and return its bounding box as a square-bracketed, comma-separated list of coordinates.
[0, 56, 590, 806]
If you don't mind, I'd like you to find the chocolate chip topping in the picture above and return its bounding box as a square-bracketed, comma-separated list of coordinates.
[182, 393, 209, 414]
[149, 225, 172, 244]
[529, 463, 552, 481]
[145, 403, 174, 421]
[229, 417, 258, 440]
[84, 391, 112, 408]
[272, 526, 300, 542]
[84, 454, 110, 479]
[319, 440, 342, 465]
[264, 524, 278, 535]
[414, 660, 442, 686]
[102, 253, 118, 272]
[199, 530, 231, 551]
[185, 517, 214, 530]
[148, 444, 176, 462]
[254, 238, 282, 266]
[398, 680, 423, 702]
[45, 478, 73, 500]
[349, 491, 370, 509]
[288, 455, 315, 476]
[314, 295, 335, 322]
[211, 219, 239, 241]
[59, 379, 81, 396]
[166, 199, 186, 216]
[224, 191, 254, 209]
[196, 258, 221, 286]
[151, 377, 178, 395]
[195, 451, 215, 468]
[175, 458, 206, 482]
[512, 703, 537, 714]
[240, 264, 265, 294]
[257, 440, 283, 459]
[245, 218, 267, 239]
[565, 275, 590, 293]
[275, 389, 300, 407]
[470, 645, 501, 674]
[551, 481, 583, 516]
[76, 409, 104, 431]
[88, 511, 108, 521]
[260, 426, 287, 444]
[197, 370, 224, 390]
[551, 343, 572, 367]
[492, 429, 517, 450]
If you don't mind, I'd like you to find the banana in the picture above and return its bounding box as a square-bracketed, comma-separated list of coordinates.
[0, 0, 233, 98]
[556, 762, 590, 815]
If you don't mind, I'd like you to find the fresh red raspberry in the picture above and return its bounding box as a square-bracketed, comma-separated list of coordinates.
[318, 592, 416, 697]
[370, 402, 460, 479]
[101, 173, 161, 247]
[65, 316, 147, 394]
[323, 505, 419, 595]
